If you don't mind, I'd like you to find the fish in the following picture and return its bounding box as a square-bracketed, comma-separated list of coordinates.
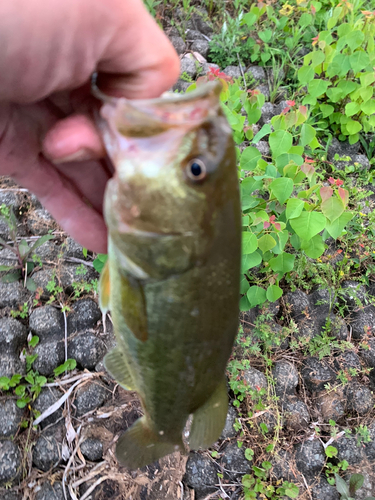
[96, 81, 241, 469]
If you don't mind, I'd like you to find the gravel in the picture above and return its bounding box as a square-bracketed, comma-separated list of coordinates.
[0, 282, 28, 309]
[26, 208, 56, 235]
[220, 405, 238, 439]
[223, 66, 241, 79]
[344, 381, 374, 415]
[180, 56, 197, 79]
[32, 434, 61, 471]
[170, 36, 186, 55]
[336, 433, 365, 465]
[67, 298, 101, 333]
[301, 357, 336, 393]
[68, 333, 106, 370]
[81, 438, 103, 461]
[191, 39, 209, 58]
[220, 442, 252, 479]
[272, 360, 299, 397]
[35, 482, 66, 500]
[282, 396, 310, 430]
[32, 387, 63, 429]
[184, 452, 218, 499]
[242, 366, 267, 391]
[0, 352, 25, 378]
[0, 399, 24, 438]
[312, 477, 340, 500]
[315, 390, 345, 421]
[0, 440, 22, 486]
[0, 317, 27, 352]
[359, 337, 375, 368]
[246, 66, 266, 83]
[349, 306, 375, 339]
[33, 341, 65, 376]
[294, 440, 325, 477]
[29, 305, 65, 341]
[74, 382, 108, 417]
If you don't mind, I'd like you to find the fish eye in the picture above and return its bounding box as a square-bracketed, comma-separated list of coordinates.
[186, 158, 207, 182]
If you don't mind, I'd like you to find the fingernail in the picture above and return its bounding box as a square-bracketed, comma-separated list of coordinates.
[51, 148, 95, 164]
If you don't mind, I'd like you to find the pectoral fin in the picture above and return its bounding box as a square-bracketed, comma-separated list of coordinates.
[116, 416, 183, 469]
[104, 348, 135, 391]
[98, 260, 111, 314]
[189, 376, 228, 450]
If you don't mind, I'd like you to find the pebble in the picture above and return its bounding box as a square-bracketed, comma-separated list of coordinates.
[270, 449, 295, 481]
[336, 433, 365, 465]
[33, 387, 63, 429]
[220, 405, 238, 439]
[0, 352, 25, 378]
[272, 360, 298, 397]
[172, 80, 191, 93]
[170, 36, 186, 55]
[359, 337, 375, 368]
[220, 442, 252, 480]
[312, 476, 340, 500]
[294, 439, 325, 477]
[340, 280, 367, 310]
[326, 313, 348, 340]
[184, 452, 218, 499]
[35, 482, 65, 500]
[68, 333, 106, 370]
[344, 381, 374, 415]
[62, 237, 84, 259]
[0, 191, 23, 213]
[32, 434, 61, 471]
[31, 268, 57, 300]
[349, 307, 375, 339]
[301, 357, 336, 393]
[0, 282, 28, 309]
[223, 65, 241, 79]
[26, 209, 56, 235]
[282, 396, 310, 430]
[33, 341, 65, 376]
[258, 102, 277, 126]
[0, 399, 24, 438]
[246, 66, 266, 83]
[242, 366, 267, 391]
[315, 390, 345, 421]
[33, 241, 59, 261]
[334, 350, 362, 373]
[284, 290, 310, 321]
[2, 492, 22, 500]
[0, 440, 22, 486]
[180, 56, 197, 79]
[0, 317, 27, 352]
[81, 438, 103, 461]
[191, 39, 209, 58]
[60, 264, 98, 293]
[67, 298, 101, 333]
[74, 382, 108, 417]
[29, 305, 65, 341]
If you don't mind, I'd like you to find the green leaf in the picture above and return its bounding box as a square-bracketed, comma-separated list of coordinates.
[247, 286, 267, 308]
[2, 270, 22, 283]
[93, 254, 108, 273]
[242, 232, 258, 254]
[239, 295, 251, 312]
[290, 212, 326, 240]
[345, 102, 360, 117]
[241, 147, 262, 171]
[345, 119, 362, 135]
[18, 240, 30, 259]
[269, 130, 293, 158]
[252, 124, 272, 144]
[335, 474, 350, 496]
[359, 87, 373, 103]
[53, 359, 77, 377]
[300, 124, 316, 147]
[241, 251, 262, 272]
[240, 275, 250, 294]
[320, 104, 334, 118]
[338, 30, 364, 51]
[301, 234, 325, 258]
[298, 65, 314, 85]
[276, 154, 303, 169]
[271, 229, 288, 254]
[298, 13, 312, 28]
[270, 178, 293, 205]
[327, 54, 351, 78]
[321, 196, 344, 222]
[26, 277, 37, 292]
[259, 29, 272, 43]
[0, 265, 16, 271]
[242, 12, 257, 27]
[28, 336, 39, 348]
[269, 252, 295, 274]
[325, 212, 353, 239]
[308, 79, 329, 99]
[266, 285, 283, 302]
[326, 87, 345, 103]
[325, 445, 338, 458]
[349, 473, 364, 494]
[349, 52, 370, 74]
[286, 199, 304, 220]
[360, 72, 375, 87]
[361, 99, 375, 116]
[258, 234, 277, 253]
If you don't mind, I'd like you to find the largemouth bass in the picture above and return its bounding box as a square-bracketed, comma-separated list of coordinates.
[96, 81, 241, 469]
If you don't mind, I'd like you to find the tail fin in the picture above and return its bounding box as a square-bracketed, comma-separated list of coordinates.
[116, 416, 183, 469]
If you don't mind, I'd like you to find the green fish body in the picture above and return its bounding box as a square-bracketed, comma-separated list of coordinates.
[97, 82, 241, 469]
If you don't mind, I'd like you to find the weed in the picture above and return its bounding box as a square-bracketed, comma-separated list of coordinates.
[335, 472, 375, 499]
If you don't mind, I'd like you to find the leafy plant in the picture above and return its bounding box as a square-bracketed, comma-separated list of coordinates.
[335, 472, 375, 500]
[299, 8, 375, 144]
[242, 462, 299, 499]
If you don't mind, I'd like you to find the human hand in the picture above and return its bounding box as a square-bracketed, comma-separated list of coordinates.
[0, 0, 179, 253]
